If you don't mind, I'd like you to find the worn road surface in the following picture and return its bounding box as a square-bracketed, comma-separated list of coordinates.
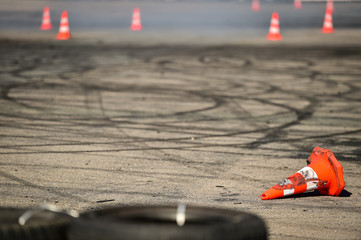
[1, 1, 361, 240]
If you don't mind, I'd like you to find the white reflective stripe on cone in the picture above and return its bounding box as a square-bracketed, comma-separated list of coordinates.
[324, 22, 333, 28]
[283, 188, 295, 197]
[271, 19, 279, 25]
[306, 181, 319, 191]
[269, 27, 279, 34]
[298, 166, 318, 180]
[59, 26, 69, 32]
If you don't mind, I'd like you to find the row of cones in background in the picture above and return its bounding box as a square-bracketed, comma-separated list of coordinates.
[252, 0, 301, 11]
[268, 1, 335, 41]
[42, 1, 334, 41]
[40, 7, 70, 40]
[252, 0, 333, 11]
[40, 7, 143, 40]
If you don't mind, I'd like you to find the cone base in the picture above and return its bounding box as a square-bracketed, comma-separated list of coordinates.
[322, 28, 334, 34]
[267, 34, 282, 41]
[309, 147, 344, 196]
[40, 25, 52, 30]
[130, 25, 142, 31]
[56, 33, 70, 40]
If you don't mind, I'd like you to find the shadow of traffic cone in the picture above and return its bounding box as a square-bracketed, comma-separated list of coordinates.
[322, 7, 334, 34]
[40, 6, 52, 30]
[294, 0, 302, 9]
[252, 0, 260, 12]
[130, 8, 142, 31]
[267, 12, 282, 41]
[56, 11, 70, 40]
[261, 147, 345, 200]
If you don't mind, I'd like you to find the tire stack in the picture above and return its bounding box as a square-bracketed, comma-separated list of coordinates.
[68, 206, 268, 240]
[0, 206, 268, 240]
[0, 207, 72, 240]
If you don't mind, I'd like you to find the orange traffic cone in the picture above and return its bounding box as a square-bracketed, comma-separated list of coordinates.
[130, 8, 142, 31]
[261, 147, 345, 200]
[40, 6, 52, 30]
[252, 0, 260, 12]
[322, 7, 334, 34]
[56, 11, 70, 40]
[294, 0, 302, 9]
[327, 0, 334, 13]
[267, 12, 282, 41]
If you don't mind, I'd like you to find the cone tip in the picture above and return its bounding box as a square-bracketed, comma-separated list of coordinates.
[260, 193, 269, 200]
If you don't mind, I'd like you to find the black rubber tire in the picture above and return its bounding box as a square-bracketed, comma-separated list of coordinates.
[0, 207, 73, 240]
[68, 205, 267, 240]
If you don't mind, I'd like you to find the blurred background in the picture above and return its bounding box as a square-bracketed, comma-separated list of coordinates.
[1, 0, 361, 45]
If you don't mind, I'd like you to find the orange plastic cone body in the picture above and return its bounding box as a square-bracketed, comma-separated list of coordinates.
[252, 0, 260, 12]
[322, 8, 334, 34]
[267, 12, 282, 41]
[294, 0, 302, 9]
[130, 8, 142, 31]
[56, 11, 70, 40]
[261, 147, 345, 200]
[327, 0, 334, 13]
[40, 6, 52, 30]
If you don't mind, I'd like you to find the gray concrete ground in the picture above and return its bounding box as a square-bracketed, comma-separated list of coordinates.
[1, 0, 361, 239]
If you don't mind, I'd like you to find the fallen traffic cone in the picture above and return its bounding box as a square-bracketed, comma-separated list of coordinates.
[40, 6, 52, 30]
[267, 12, 282, 41]
[327, 0, 334, 13]
[252, 0, 260, 12]
[130, 8, 142, 31]
[322, 7, 334, 34]
[56, 11, 70, 40]
[294, 0, 302, 9]
[261, 147, 345, 200]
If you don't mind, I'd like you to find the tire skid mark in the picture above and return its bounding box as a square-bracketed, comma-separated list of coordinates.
[1, 128, 360, 156]
[0, 42, 360, 209]
[0, 162, 214, 179]
[0, 169, 90, 203]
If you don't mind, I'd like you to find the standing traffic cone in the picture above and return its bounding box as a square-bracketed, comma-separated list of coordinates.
[40, 6, 52, 30]
[267, 12, 282, 41]
[327, 0, 334, 13]
[322, 7, 334, 34]
[252, 0, 260, 12]
[130, 8, 142, 31]
[56, 11, 70, 40]
[261, 147, 345, 200]
[294, 0, 302, 9]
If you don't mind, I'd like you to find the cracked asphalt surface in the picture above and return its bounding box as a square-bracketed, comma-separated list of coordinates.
[1, 1, 361, 239]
